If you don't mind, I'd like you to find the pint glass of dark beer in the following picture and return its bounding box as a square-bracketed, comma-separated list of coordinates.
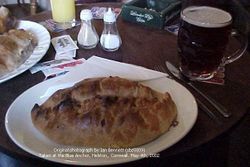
[178, 6, 232, 80]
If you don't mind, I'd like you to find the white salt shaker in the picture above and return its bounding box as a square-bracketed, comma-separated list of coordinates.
[100, 8, 122, 52]
[77, 9, 99, 49]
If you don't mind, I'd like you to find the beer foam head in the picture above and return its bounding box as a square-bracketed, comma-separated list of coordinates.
[181, 6, 232, 28]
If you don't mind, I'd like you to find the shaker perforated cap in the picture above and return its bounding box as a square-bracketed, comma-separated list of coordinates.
[104, 8, 116, 22]
[80, 9, 93, 20]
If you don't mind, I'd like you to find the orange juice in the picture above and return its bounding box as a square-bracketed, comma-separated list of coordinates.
[50, 0, 76, 23]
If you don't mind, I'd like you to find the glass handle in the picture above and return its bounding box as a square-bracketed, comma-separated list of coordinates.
[223, 30, 248, 65]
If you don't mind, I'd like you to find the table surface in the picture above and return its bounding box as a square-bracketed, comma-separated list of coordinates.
[0, 2, 250, 166]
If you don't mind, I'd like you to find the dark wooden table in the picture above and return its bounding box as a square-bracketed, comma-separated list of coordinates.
[0, 2, 250, 167]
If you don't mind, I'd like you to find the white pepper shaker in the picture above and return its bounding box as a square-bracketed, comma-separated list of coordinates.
[77, 9, 99, 49]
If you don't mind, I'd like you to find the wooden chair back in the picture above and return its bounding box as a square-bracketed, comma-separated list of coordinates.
[1, 0, 39, 18]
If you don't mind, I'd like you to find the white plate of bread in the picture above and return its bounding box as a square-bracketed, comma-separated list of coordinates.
[0, 6, 50, 83]
[5, 76, 198, 166]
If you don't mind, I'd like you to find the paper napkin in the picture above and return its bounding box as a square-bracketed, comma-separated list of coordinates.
[57, 56, 168, 85]
[43, 56, 168, 97]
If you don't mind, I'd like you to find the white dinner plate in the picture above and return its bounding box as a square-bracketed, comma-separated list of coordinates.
[0, 20, 51, 83]
[5, 77, 198, 166]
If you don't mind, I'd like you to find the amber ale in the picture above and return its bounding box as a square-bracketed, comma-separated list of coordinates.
[178, 6, 232, 80]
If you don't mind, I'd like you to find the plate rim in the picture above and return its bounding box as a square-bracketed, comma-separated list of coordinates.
[0, 20, 51, 83]
[5, 77, 198, 166]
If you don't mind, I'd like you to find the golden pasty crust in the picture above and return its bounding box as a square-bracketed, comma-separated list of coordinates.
[0, 29, 37, 76]
[0, 6, 16, 34]
[31, 77, 177, 148]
